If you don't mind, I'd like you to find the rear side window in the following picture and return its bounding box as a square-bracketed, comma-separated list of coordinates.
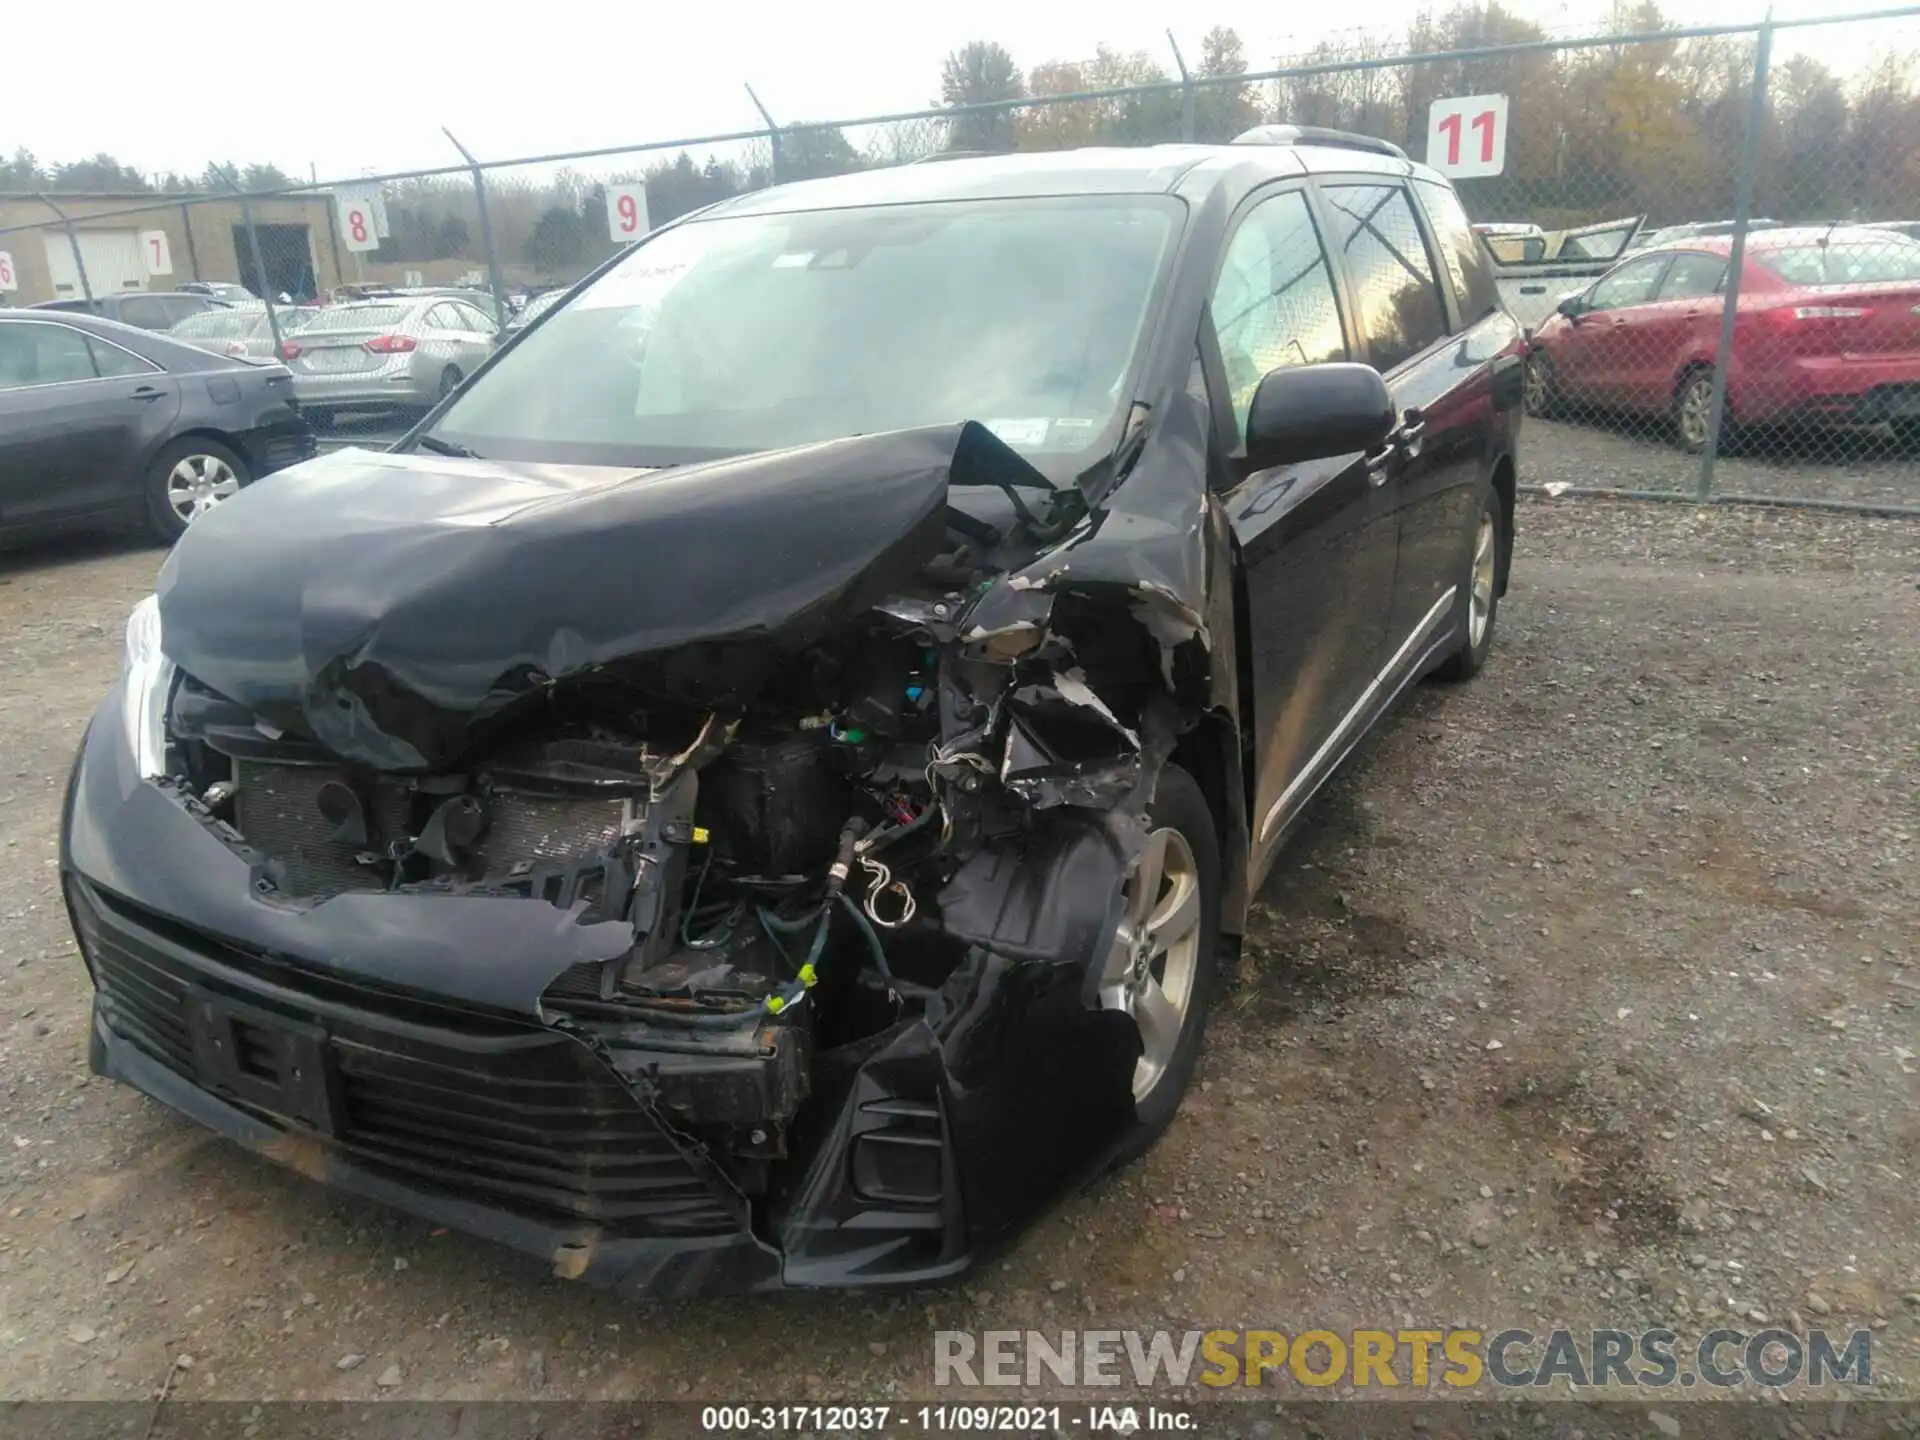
[89, 337, 158, 377]
[1319, 183, 1448, 371]
[1413, 179, 1501, 323]
[0, 322, 99, 387]
[1657, 252, 1727, 300]
[1588, 255, 1669, 311]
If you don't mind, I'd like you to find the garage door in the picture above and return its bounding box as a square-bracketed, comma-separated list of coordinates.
[42, 229, 144, 299]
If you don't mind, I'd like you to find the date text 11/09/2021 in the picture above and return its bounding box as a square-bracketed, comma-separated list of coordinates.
[701, 1406, 1193, 1432]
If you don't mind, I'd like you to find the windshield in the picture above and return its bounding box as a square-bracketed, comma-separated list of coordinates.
[305, 303, 412, 333]
[1757, 237, 1920, 285]
[426, 195, 1182, 476]
[171, 310, 257, 338]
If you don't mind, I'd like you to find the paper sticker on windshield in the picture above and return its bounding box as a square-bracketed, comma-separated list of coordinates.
[986, 418, 1050, 446]
[574, 258, 691, 310]
[1051, 417, 1096, 433]
[772, 252, 814, 268]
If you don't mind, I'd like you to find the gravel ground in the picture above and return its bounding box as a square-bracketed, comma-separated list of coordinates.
[0, 496, 1915, 1408]
[1523, 415, 1919, 509]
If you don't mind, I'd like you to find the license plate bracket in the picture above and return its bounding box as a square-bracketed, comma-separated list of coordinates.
[185, 991, 339, 1134]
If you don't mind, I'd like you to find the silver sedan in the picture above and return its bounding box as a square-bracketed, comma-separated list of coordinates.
[167, 305, 317, 361]
[283, 297, 498, 418]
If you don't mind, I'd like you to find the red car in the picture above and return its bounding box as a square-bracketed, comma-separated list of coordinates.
[1524, 225, 1920, 450]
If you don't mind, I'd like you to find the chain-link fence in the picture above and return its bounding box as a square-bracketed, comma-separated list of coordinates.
[2, 6, 1916, 512]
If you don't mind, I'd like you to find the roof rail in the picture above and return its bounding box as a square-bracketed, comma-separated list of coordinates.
[1232, 124, 1408, 161]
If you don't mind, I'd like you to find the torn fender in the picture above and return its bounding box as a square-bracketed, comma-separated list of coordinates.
[779, 814, 1144, 1283]
[960, 408, 1218, 698]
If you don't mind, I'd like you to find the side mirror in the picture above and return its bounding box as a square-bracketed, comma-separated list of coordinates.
[1245, 362, 1395, 471]
[1556, 294, 1590, 321]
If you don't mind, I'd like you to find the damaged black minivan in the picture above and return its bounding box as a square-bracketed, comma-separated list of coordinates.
[62, 132, 1524, 1295]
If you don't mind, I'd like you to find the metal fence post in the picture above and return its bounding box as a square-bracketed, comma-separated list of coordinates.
[746, 85, 783, 184]
[1168, 31, 1196, 142]
[1695, 14, 1774, 500]
[38, 196, 95, 307]
[179, 201, 203, 281]
[218, 168, 284, 360]
[443, 128, 508, 331]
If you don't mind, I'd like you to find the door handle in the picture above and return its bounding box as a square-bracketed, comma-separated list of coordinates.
[130, 385, 165, 401]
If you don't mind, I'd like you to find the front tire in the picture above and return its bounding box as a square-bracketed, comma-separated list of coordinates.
[145, 437, 249, 542]
[1099, 764, 1222, 1161]
[1434, 489, 1502, 682]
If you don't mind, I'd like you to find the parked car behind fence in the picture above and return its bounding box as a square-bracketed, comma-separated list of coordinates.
[282, 296, 499, 421]
[1525, 225, 1920, 451]
[168, 305, 318, 362]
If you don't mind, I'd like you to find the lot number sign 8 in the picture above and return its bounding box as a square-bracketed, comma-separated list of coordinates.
[336, 189, 384, 253]
[1426, 93, 1510, 178]
[606, 183, 651, 244]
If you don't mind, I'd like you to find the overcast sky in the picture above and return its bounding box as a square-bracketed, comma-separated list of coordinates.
[8, 0, 1901, 182]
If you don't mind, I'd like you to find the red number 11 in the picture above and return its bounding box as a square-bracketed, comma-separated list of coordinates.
[1437, 109, 1497, 165]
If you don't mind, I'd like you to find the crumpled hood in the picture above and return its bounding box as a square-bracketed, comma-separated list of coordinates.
[157, 425, 1004, 770]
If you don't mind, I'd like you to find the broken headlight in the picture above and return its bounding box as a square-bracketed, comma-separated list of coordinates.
[122, 595, 176, 779]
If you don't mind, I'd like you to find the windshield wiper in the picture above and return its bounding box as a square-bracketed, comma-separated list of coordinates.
[414, 435, 482, 459]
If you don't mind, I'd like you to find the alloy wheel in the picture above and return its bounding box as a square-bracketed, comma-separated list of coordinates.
[1523, 356, 1551, 415]
[165, 454, 240, 525]
[1678, 374, 1716, 450]
[1099, 826, 1203, 1103]
[1469, 511, 1497, 650]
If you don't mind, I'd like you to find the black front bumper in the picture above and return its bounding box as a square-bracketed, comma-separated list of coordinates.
[64, 692, 1142, 1294]
[71, 874, 785, 1296]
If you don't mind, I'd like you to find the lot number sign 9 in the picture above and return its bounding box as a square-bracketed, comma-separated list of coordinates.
[0, 252, 15, 292]
[606, 183, 651, 244]
[1426, 93, 1510, 178]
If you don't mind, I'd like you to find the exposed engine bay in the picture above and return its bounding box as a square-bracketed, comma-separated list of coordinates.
[131, 422, 1225, 1227]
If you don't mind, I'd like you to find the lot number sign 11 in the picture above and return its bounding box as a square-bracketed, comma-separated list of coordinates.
[606, 183, 651, 244]
[1426, 93, 1510, 178]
